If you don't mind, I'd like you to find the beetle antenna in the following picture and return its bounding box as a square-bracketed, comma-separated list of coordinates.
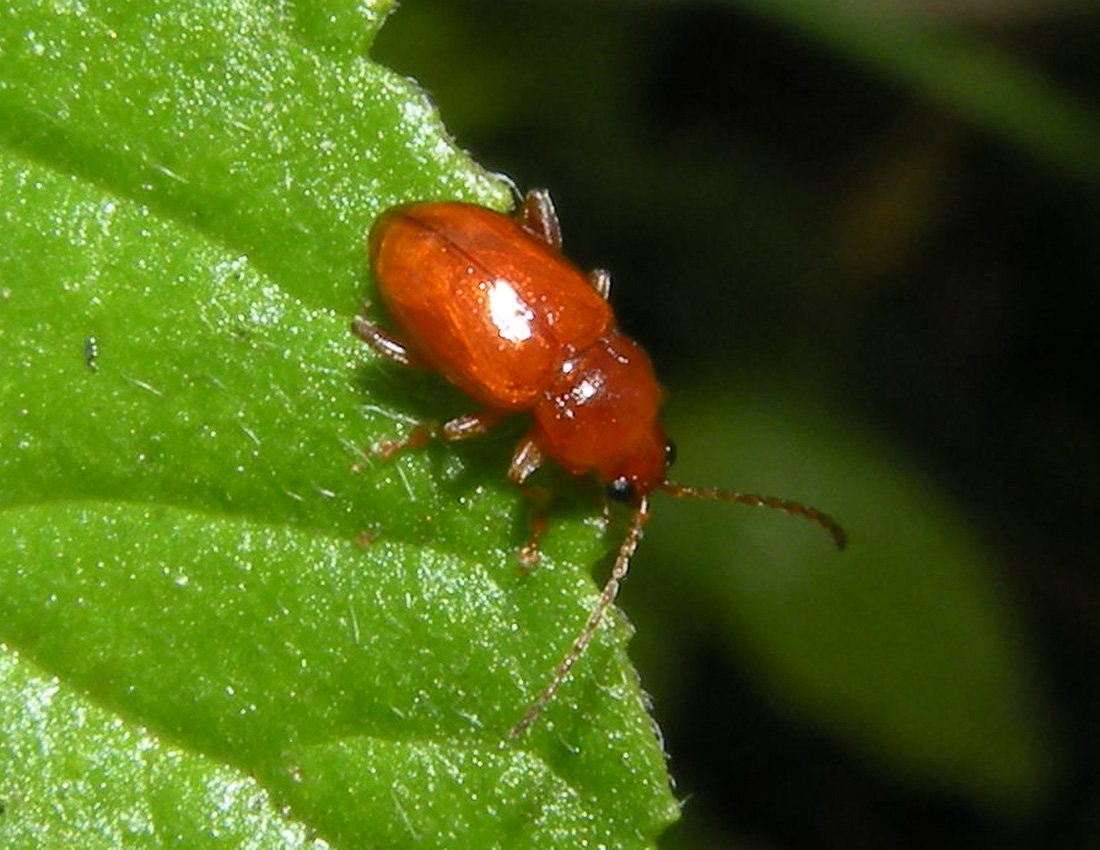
[661, 481, 847, 550]
[509, 495, 652, 740]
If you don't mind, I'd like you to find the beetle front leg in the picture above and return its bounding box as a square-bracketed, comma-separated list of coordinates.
[352, 315, 424, 368]
[588, 268, 611, 300]
[508, 433, 544, 485]
[509, 434, 551, 568]
[515, 188, 562, 251]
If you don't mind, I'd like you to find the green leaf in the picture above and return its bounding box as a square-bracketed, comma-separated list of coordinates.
[0, 2, 678, 847]
[645, 378, 1053, 811]
[0, 646, 325, 849]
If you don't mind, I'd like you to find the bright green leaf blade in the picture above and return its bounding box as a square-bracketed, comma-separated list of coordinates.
[0, 0, 509, 314]
[723, 0, 1100, 182]
[0, 3, 678, 846]
[277, 737, 626, 848]
[0, 500, 672, 847]
[0, 645, 326, 849]
[646, 379, 1054, 810]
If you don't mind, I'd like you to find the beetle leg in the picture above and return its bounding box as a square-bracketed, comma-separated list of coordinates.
[508, 435, 549, 567]
[516, 188, 562, 251]
[588, 268, 612, 300]
[508, 433, 544, 485]
[352, 315, 424, 368]
[440, 409, 506, 441]
[371, 421, 437, 460]
[372, 409, 503, 462]
[517, 485, 553, 569]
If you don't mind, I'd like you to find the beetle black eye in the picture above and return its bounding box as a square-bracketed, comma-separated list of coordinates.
[664, 440, 678, 469]
[605, 477, 636, 503]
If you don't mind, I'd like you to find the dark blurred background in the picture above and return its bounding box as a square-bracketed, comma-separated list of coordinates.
[373, 1, 1100, 847]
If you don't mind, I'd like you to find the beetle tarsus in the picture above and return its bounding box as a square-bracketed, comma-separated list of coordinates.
[371, 422, 437, 460]
[589, 268, 612, 300]
[352, 315, 422, 368]
[516, 188, 563, 250]
[441, 409, 506, 441]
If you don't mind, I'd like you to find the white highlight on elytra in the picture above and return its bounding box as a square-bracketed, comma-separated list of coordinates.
[487, 279, 534, 343]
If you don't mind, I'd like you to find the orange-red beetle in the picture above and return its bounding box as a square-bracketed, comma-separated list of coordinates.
[354, 189, 844, 737]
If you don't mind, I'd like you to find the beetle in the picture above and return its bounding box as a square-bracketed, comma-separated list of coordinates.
[353, 188, 845, 738]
